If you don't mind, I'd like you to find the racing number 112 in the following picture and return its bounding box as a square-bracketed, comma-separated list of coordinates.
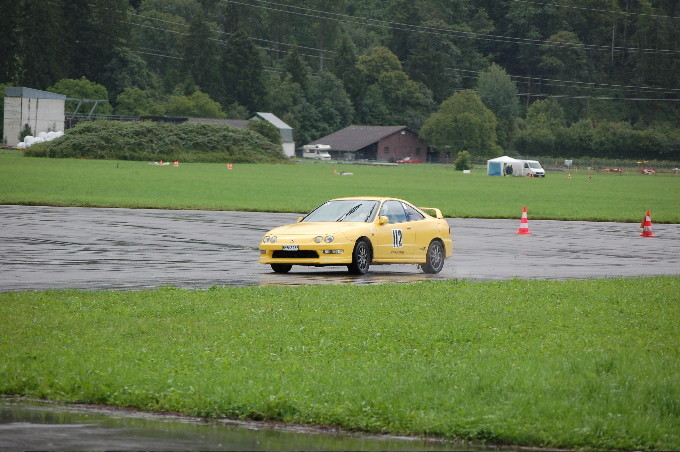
[392, 229, 403, 248]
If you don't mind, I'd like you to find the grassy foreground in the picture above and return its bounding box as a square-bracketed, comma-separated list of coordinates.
[1, 277, 679, 450]
[1, 152, 679, 222]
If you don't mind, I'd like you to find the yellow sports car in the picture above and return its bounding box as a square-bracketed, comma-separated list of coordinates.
[259, 197, 453, 274]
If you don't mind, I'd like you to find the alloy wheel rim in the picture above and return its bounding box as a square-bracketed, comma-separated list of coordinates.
[430, 244, 443, 269]
[358, 244, 369, 270]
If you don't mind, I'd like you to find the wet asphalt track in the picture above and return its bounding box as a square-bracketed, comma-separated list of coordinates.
[1, 205, 679, 450]
[1, 204, 678, 292]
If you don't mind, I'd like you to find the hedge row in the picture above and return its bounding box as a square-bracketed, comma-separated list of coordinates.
[24, 120, 288, 163]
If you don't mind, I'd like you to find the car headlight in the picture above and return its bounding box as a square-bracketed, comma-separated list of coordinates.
[263, 236, 270, 243]
[324, 236, 334, 243]
[314, 236, 323, 243]
[270, 236, 277, 243]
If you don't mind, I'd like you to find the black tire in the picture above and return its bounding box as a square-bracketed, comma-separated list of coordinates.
[421, 240, 445, 274]
[347, 239, 371, 275]
[271, 264, 292, 273]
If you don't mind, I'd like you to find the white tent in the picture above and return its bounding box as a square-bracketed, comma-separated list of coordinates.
[487, 156, 521, 176]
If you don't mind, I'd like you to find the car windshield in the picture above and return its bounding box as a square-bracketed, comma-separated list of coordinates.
[528, 162, 542, 168]
[302, 200, 379, 223]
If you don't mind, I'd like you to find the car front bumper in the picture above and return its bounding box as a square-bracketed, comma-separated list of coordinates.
[259, 241, 356, 266]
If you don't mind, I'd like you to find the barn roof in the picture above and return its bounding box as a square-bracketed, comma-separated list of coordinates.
[307, 125, 409, 152]
[252, 112, 293, 142]
[4, 87, 66, 100]
[252, 112, 290, 130]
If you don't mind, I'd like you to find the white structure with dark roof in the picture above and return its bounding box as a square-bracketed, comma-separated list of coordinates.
[251, 112, 295, 158]
[3, 87, 66, 146]
[187, 112, 295, 158]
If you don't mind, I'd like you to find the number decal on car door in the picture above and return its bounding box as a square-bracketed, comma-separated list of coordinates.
[392, 229, 403, 248]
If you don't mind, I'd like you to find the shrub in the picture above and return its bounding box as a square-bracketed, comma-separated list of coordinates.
[248, 120, 281, 144]
[19, 124, 33, 142]
[455, 150, 472, 170]
[25, 120, 287, 163]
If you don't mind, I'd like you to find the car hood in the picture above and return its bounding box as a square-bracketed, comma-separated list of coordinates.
[267, 221, 367, 237]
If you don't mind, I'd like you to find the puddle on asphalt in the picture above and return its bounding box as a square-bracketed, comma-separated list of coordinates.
[1, 398, 502, 451]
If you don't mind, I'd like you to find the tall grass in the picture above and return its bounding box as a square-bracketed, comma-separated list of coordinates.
[1, 153, 679, 222]
[1, 277, 678, 450]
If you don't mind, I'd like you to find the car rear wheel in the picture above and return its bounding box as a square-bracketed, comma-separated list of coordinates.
[421, 240, 445, 274]
[347, 239, 371, 275]
[271, 264, 292, 273]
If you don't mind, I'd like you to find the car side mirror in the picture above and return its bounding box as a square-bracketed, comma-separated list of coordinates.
[378, 215, 389, 225]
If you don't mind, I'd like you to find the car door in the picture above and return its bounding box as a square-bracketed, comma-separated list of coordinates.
[401, 201, 432, 258]
[374, 200, 416, 261]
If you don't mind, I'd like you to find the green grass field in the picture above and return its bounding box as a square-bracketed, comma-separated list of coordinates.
[2, 152, 679, 222]
[1, 278, 679, 450]
[2, 152, 679, 450]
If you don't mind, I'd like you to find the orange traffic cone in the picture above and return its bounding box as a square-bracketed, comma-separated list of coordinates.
[516, 206, 532, 235]
[173, 160, 179, 167]
[227, 163, 233, 170]
[640, 210, 655, 237]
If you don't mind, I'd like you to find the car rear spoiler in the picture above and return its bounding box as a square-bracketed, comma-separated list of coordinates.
[419, 207, 443, 219]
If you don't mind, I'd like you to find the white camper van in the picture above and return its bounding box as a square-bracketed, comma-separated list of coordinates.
[506, 159, 545, 177]
[302, 144, 332, 160]
[519, 160, 545, 177]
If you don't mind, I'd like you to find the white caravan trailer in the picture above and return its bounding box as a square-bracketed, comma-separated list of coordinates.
[302, 144, 332, 160]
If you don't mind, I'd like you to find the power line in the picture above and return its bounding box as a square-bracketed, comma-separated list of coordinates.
[130, 10, 334, 56]
[448, 67, 680, 103]
[135, 50, 184, 60]
[448, 68, 680, 95]
[89, 2, 679, 103]
[138, 46, 184, 56]
[117, 1, 680, 64]
[519, 93, 680, 102]
[127, 19, 188, 36]
[223, 0, 680, 55]
[127, 10, 333, 61]
[128, 11, 191, 30]
[512, 0, 680, 20]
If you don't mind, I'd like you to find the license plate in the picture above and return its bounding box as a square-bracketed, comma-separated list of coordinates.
[282, 245, 299, 251]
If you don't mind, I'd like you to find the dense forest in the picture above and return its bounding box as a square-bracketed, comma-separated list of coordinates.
[2, 0, 679, 160]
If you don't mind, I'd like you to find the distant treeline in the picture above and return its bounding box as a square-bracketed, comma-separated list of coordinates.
[2, 0, 678, 160]
[514, 119, 680, 161]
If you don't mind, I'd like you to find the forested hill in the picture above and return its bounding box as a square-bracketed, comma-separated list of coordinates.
[1, 0, 678, 160]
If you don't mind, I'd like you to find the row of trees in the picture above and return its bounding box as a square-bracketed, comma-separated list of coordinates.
[2, 0, 678, 160]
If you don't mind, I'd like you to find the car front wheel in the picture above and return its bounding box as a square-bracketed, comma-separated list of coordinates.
[271, 264, 292, 273]
[421, 240, 445, 274]
[347, 239, 371, 275]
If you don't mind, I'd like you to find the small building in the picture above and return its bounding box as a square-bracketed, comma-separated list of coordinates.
[250, 112, 295, 158]
[3, 87, 66, 146]
[187, 113, 295, 158]
[306, 125, 429, 162]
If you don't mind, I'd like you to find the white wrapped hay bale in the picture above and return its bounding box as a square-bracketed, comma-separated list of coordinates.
[18, 131, 65, 147]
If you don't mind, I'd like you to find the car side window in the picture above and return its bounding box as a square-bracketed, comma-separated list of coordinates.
[380, 201, 407, 224]
[402, 203, 425, 222]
